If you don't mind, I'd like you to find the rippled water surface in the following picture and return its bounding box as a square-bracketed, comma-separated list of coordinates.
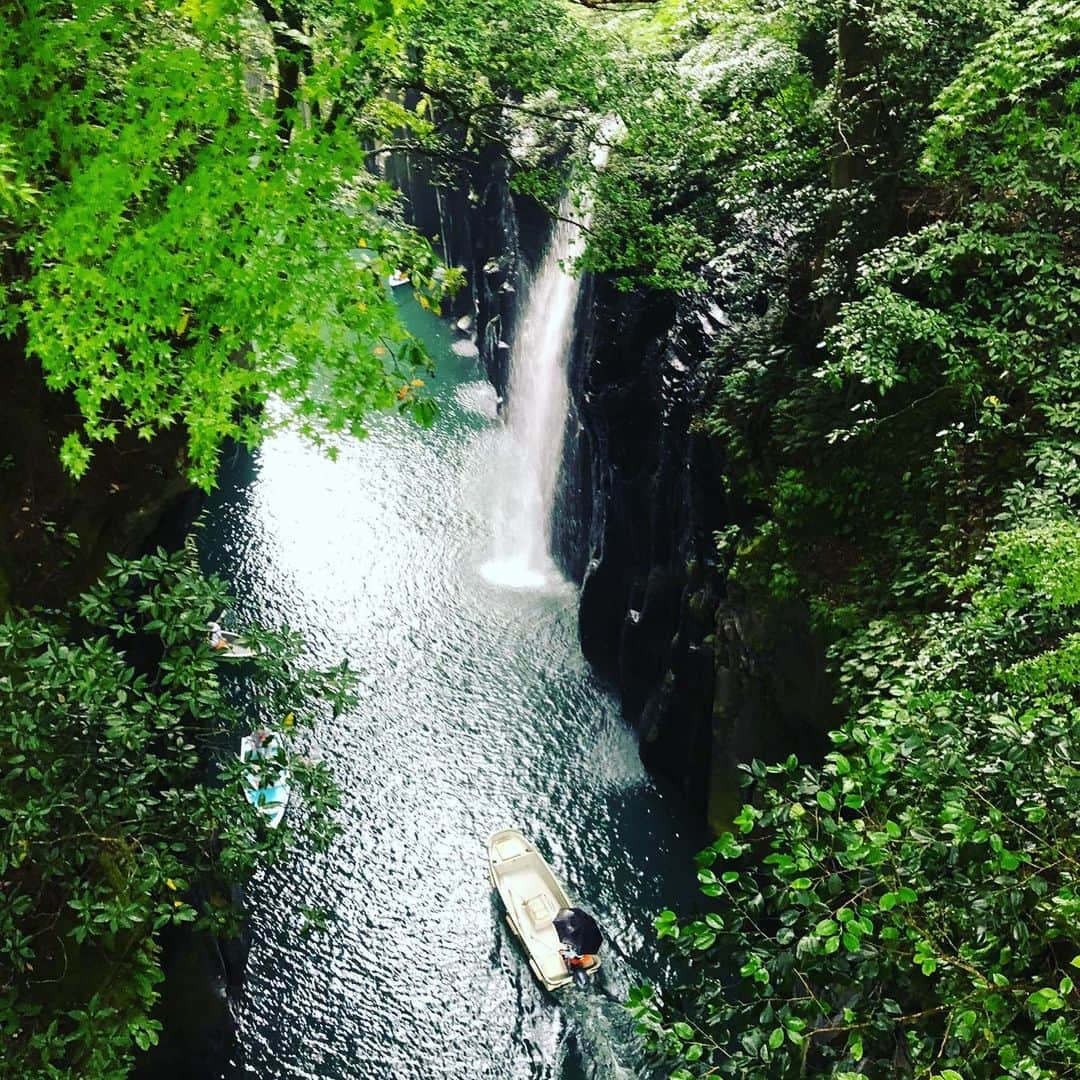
[202, 301, 701, 1080]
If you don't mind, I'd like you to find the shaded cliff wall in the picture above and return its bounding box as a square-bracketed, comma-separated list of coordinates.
[384, 140, 550, 403]
[560, 279, 836, 830]
[0, 339, 202, 611]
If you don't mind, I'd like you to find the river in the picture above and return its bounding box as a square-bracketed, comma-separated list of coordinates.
[201, 296, 702, 1079]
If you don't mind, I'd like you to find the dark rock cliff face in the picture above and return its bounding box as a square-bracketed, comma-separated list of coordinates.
[0, 344, 202, 611]
[391, 152, 835, 829]
[561, 278, 835, 829]
[132, 927, 241, 1080]
[385, 142, 549, 403]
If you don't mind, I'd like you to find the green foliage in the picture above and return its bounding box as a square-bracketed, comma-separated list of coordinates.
[635, 522, 1080, 1075]
[583, 6, 827, 290]
[580, 0, 1011, 291]
[401, 0, 608, 115]
[383, 0, 616, 214]
[0, 549, 352, 1077]
[825, 0, 1080, 447]
[1, 0, 453, 490]
[626, 0, 1080, 1076]
[687, 0, 1078, 617]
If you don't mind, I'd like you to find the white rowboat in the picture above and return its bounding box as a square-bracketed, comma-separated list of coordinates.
[488, 828, 601, 991]
[239, 733, 290, 829]
[214, 630, 259, 658]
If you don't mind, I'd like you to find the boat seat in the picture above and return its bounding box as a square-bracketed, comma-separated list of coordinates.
[536, 947, 570, 985]
[495, 836, 527, 861]
[522, 893, 557, 931]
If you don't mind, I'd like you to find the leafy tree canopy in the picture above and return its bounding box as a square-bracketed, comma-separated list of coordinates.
[635, 519, 1080, 1076]
[0, 548, 353, 1077]
[1, 0, 457, 490]
[616, 0, 1080, 1075]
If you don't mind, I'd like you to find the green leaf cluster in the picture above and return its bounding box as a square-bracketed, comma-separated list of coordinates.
[621, 0, 1080, 1076]
[582, 4, 827, 291]
[380, 0, 618, 215]
[636, 520, 1080, 1074]
[1, 0, 451, 490]
[0, 548, 352, 1076]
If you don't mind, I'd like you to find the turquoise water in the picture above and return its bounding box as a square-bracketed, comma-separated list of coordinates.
[201, 300, 702, 1079]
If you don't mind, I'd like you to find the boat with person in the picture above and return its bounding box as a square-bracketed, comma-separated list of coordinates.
[488, 828, 602, 990]
[207, 620, 260, 658]
[240, 730, 291, 829]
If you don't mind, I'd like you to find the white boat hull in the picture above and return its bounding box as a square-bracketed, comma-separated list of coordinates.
[240, 734, 290, 829]
[216, 630, 259, 658]
[488, 828, 601, 991]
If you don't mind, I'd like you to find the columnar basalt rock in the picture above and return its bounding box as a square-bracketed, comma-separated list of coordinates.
[387, 142, 549, 406]
[563, 277, 835, 829]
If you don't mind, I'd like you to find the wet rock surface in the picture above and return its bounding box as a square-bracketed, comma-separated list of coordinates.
[386, 140, 548, 406]
[132, 926, 240, 1080]
[562, 277, 834, 828]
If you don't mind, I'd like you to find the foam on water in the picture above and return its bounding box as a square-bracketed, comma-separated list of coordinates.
[454, 379, 500, 420]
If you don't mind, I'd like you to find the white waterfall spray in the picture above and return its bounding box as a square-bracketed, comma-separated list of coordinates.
[480, 195, 586, 589]
[479, 125, 619, 590]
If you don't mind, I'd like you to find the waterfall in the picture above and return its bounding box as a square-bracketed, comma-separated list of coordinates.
[480, 194, 585, 589]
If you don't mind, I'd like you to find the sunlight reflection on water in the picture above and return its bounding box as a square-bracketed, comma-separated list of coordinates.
[202, 299, 701, 1080]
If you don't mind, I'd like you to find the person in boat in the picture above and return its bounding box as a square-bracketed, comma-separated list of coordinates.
[554, 907, 602, 973]
[207, 621, 230, 651]
[558, 942, 596, 971]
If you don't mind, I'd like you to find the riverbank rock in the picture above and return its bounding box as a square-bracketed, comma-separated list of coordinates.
[132, 926, 237, 1080]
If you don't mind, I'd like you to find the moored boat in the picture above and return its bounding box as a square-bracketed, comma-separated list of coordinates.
[215, 630, 259, 658]
[207, 620, 260, 658]
[240, 731, 290, 829]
